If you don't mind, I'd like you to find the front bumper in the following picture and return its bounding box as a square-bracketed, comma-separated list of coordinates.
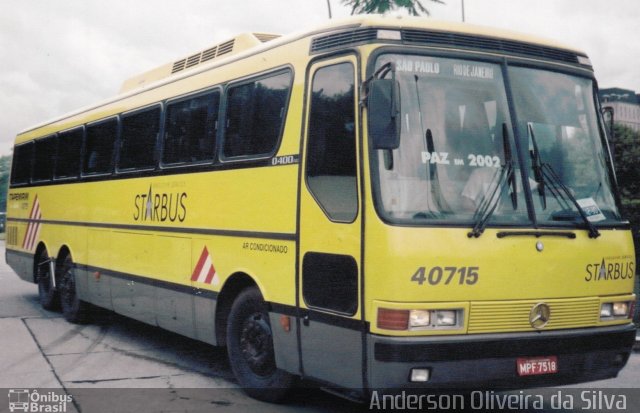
[368, 324, 636, 389]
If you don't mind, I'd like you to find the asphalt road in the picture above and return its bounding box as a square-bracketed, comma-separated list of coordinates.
[0, 241, 638, 413]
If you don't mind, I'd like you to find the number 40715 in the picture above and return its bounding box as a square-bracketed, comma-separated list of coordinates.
[411, 266, 479, 286]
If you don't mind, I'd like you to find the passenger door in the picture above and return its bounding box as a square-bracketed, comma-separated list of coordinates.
[298, 56, 363, 389]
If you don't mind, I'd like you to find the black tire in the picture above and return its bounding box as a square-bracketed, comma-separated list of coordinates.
[36, 250, 59, 311]
[58, 254, 90, 324]
[227, 287, 294, 402]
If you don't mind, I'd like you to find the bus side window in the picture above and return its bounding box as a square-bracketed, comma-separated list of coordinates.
[32, 135, 56, 182]
[10, 142, 34, 185]
[55, 127, 83, 179]
[305, 62, 358, 222]
[83, 118, 118, 175]
[119, 106, 161, 170]
[163, 91, 219, 165]
[222, 70, 291, 159]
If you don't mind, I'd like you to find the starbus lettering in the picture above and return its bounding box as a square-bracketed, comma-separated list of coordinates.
[133, 185, 187, 223]
[584, 258, 634, 281]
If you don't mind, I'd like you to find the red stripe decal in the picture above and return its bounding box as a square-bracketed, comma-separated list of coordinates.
[191, 247, 209, 281]
[204, 265, 216, 284]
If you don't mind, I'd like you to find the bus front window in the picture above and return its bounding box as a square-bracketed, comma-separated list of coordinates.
[371, 54, 622, 229]
[372, 55, 528, 224]
[509, 67, 621, 225]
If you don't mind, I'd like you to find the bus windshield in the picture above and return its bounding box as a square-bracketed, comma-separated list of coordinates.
[509, 66, 620, 226]
[371, 54, 621, 228]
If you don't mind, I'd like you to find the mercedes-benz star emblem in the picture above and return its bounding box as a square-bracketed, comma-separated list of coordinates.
[529, 303, 551, 329]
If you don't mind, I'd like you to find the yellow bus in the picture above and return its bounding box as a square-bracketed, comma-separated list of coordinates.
[6, 15, 636, 401]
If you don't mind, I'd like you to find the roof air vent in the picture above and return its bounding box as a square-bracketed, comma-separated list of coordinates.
[120, 32, 280, 94]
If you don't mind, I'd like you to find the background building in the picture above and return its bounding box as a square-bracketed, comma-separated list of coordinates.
[599, 87, 640, 132]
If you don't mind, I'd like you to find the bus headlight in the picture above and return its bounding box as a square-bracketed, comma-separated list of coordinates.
[600, 303, 613, 318]
[600, 301, 631, 320]
[409, 310, 430, 328]
[613, 302, 629, 316]
[409, 309, 461, 330]
[378, 308, 463, 331]
[435, 310, 457, 326]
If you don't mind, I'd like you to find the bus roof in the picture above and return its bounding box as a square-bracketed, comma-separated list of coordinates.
[17, 14, 586, 139]
[318, 14, 583, 54]
[120, 15, 584, 94]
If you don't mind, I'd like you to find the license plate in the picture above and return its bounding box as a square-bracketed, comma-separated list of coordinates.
[516, 356, 558, 376]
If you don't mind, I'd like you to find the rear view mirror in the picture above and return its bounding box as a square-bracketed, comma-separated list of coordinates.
[602, 106, 615, 141]
[368, 79, 401, 150]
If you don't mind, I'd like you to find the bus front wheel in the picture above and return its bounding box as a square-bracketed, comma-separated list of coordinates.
[226, 286, 293, 402]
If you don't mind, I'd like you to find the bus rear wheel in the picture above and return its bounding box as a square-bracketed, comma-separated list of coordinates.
[36, 249, 59, 311]
[227, 286, 293, 402]
[58, 254, 90, 323]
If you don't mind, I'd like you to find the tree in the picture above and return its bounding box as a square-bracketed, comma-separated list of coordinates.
[611, 124, 640, 201]
[611, 124, 640, 296]
[341, 0, 445, 16]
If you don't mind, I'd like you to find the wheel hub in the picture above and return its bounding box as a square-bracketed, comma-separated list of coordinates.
[239, 312, 275, 376]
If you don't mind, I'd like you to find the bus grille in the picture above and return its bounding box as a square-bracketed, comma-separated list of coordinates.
[468, 298, 600, 333]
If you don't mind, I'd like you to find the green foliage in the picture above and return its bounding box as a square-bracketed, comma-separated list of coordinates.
[611, 124, 640, 317]
[612, 124, 640, 201]
[0, 155, 10, 212]
[341, 0, 444, 16]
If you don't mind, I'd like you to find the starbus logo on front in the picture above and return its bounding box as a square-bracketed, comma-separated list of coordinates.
[7, 389, 72, 412]
[529, 303, 551, 329]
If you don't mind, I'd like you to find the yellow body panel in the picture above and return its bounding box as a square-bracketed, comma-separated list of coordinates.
[365, 226, 634, 302]
[7, 161, 299, 304]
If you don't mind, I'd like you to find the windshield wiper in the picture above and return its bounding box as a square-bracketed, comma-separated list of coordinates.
[527, 124, 601, 239]
[528, 123, 546, 209]
[468, 123, 515, 238]
[540, 164, 601, 238]
[502, 123, 517, 210]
